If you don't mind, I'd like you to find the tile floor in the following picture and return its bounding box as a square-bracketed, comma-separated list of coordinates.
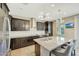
[10, 45, 35, 56]
[10, 45, 79, 56]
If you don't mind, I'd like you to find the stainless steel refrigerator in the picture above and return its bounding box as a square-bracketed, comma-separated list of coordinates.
[0, 8, 11, 56]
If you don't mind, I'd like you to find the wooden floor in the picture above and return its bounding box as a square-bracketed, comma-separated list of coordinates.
[10, 45, 35, 56]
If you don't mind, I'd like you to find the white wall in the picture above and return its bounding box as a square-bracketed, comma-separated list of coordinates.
[64, 17, 75, 39]
[75, 15, 79, 49]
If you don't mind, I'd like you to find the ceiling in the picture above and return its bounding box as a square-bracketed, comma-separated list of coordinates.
[7, 3, 79, 21]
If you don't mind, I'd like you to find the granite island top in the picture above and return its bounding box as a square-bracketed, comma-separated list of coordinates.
[34, 36, 73, 51]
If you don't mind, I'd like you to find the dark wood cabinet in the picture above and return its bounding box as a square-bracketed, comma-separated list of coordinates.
[45, 21, 53, 36]
[10, 36, 40, 50]
[0, 3, 2, 8]
[11, 18, 30, 31]
[50, 22, 53, 36]
[45, 22, 48, 34]
[35, 42, 40, 56]
[10, 38, 33, 50]
[37, 22, 45, 30]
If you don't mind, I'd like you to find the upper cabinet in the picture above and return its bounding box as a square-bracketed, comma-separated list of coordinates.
[11, 18, 30, 31]
[45, 21, 53, 36]
[37, 22, 45, 31]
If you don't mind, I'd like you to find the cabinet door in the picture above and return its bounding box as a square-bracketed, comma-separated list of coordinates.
[17, 20, 23, 30]
[14, 20, 21, 31]
[15, 38, 21, 49]
[20, 38, 26, 47]
[24, 21, 30, 30]
[11, 38, 21, 50]
[10, 37, 35, 50]
[11, 19, 16, 31]
[0, 3, 2, 8]
[35, 42, 40, 56]
[45, 22, 48, 33]
[11, 19, 30, 31]
[37, 22, 45, 30]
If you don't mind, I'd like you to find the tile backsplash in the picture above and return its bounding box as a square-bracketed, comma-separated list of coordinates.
[10, 31, 45, 38]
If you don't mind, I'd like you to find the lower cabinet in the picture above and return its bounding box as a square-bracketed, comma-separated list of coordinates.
[35, 42, 40, 56]
[10, 37, 37, 50]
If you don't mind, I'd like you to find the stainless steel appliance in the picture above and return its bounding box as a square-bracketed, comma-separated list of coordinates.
[0, 8, 11, 56]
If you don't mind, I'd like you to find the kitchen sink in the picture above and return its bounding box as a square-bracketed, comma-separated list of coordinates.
[42, 37, 53, 41]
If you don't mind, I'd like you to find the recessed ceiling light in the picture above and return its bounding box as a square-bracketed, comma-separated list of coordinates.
[51, 4, 55, 7]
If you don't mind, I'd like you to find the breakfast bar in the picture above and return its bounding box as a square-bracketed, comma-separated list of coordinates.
[34, 36, 73, 56]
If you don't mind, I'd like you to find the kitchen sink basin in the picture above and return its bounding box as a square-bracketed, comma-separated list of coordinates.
[42, 37, 53, 42]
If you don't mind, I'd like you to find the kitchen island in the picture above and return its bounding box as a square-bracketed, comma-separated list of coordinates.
[34, 36, 73, 56]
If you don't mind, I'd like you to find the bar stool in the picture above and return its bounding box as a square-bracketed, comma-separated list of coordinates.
[49, 40, 75, 56]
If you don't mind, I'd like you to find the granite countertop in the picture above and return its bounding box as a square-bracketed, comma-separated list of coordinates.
[34, 36, 73, 51]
